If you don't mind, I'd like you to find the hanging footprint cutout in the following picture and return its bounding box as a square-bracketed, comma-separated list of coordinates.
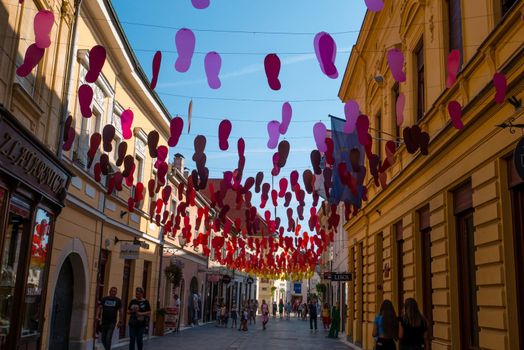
[16, 44, 45, 77]
[34, 10, 54, 49]
[205, 51, 222, 89]
[314, 32, 338, 79]
[264, 54, 281, 90]
[175, 28, 195, 73]
[218, 119, 232, 151]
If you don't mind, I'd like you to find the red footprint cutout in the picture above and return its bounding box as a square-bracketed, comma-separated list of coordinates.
[150, 51, 162, 90]
[121, 109, 134, 140]
[147, 130, 159, 158]
[290, 170, 299, 189]
[279, 178, 288, 198]
[277, 140, 290, 168]
[85, 45, 106, 83]
[493, 72, 507, 104]
[264, 54, 281, 90]
[255, 172, 264, 193]
[169, 116, 184, 147]
[218, 119, 232, 151]
[34, 10, 54, 49]
[102, 124, 115, 153]
[448, 100, 463, 130]
[311, 150, 322, 175]
[303, 170, 314, 194]
[16, 43, 44, 77]
[78, 84, 93, 118]
[87, 133, 101, 169]
[155, 146, 168, 169]
[116, 142, 127, 166]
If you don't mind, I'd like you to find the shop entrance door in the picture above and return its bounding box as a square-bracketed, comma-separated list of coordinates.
[49, 257, 74, 350]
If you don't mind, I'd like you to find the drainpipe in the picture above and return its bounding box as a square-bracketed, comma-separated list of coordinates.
[157, 229, 164, 311]
[57, 0, 83, 158]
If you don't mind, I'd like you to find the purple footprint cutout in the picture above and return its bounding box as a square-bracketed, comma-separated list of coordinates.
[314, 32, 338, 79]
[205, 51, 222, 89]
[192, 0, 210, 9]
[280, 102, 292, 135]
[175, 28, 196, 73]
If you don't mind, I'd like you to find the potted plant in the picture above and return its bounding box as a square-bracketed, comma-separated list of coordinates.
[164, 263, 183, 288]
[154, 308, 167, 336]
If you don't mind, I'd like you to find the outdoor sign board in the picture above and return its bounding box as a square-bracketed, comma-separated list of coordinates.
[164, 307, 179, 328]
[120, 242, 140, 259]
[330, 273, 352, 281]
[293, 283, 302, 294]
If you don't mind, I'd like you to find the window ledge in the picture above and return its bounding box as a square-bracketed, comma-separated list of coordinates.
[12, 82, 45, 117]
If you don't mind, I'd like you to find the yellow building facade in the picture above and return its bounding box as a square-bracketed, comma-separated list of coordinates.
[339, 1, 523, 349]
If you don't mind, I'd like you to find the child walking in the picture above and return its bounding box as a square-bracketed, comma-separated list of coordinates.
[230, 303, 238, 329]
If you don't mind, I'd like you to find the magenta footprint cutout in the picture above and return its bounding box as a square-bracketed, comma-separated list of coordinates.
[493, 72, 507, 104]
[175, 28, 195, 73]
[356, 115, 370, 146]
[280, 102, 292, 134]
[150, 51, 162, 90]
[168, 116, 184, 147]
[85, 45, 106, 83]
[192, 0, 210, 9]
[313, 122, 327, 152]
[205, 52, 222, 89]
[314, 32, 338, 79]
[78, 84, 93, 118]
[448, 100, 464, 130]
[218, 119, 232, 151]
[365, 0, 384, 12]
[267, 120, 280, 149]
[34, 10, 54, 49]
[264, 54, 281, 90]
[387, 48, 406, 82]
[121, 109, 134, 140]
[446, 49, 461, 88]
[344, 100, 359, 133]
[16, 44, 44, 77]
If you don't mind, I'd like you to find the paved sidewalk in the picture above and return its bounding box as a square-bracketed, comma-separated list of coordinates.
[114, 316, 356, 350]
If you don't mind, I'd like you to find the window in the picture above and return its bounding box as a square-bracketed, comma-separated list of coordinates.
[143, 261, 151, 298]
[447, 0, 463, 57]
[135, 155, 144, 183]
[15, 5, 40, 96]
[415, 41, 425, 121]
[453, 182, 479, 349]
[375, 111, 382, 160]
[418, 205, 433, 344]
[96, 250, 110, 306]
[394, 220, 404, 311]
[120, 259, 133, 338]
[391, 83, 401, 146]
[502, 0, 518, 15]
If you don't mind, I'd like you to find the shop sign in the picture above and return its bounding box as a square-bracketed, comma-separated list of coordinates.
[323, 272, 332, 280]
[222, 275, 232, 284]
[164, 307, 179, 328]
[120, 242, 140, 259]
[208, 274, 221, 283]
[514, 137, 524, 181]
[293, 283, 302, 294]
[0, 112, 69, 205]
[330, 273, 352, 281]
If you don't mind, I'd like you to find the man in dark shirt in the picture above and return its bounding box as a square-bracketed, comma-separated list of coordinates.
[128, 287, 151, 350]
[97, 287, 123, 350]
[309, 299, 318, 332]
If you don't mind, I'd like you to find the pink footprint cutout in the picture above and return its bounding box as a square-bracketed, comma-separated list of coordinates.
[85, 45, 106, 83]
[290, 170, 299, 189]
[121, 109, 134, 140]
[78, 84, 93, 118]
[267, 120, 280, 149]
[356, 115, 370, 146]
[264, 54, 281, 90]
[16, 44, 44, 77]
[205, 51, 222, 89]
[150, 51, 162, 90]
[387, 48, 406, 82]
[218, 119, 232, 151]
[365, 0, 384, 12]
[314, 32, 338, 79]
[446, 49, 461, 88]
[155, 146, 168, 169]
[192, 0, 210, 9]
[279, 102, 292, 134]
[396, 93, 406, 126]
[175, 28, 195, 73]
[168, 116, 184, 147]
[493, 72, 507, 104]
[447, 100, 464, 130]
[34, 10, 54, 49]
[313, 122, 327, 152]
[344, 100, 359, 133]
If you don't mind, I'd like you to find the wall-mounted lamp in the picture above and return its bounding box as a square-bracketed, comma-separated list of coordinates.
[120, 210, 128, 219]
[374, 75, 385, 84]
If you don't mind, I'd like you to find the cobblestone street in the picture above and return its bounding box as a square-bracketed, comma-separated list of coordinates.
[114, 316, 354, 350]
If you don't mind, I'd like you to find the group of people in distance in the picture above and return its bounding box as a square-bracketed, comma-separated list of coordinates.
[214, 298, 262, 331]
[373, 298, 429, 350]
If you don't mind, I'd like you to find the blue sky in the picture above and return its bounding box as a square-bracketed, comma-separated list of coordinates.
[112, 0, 367, 230]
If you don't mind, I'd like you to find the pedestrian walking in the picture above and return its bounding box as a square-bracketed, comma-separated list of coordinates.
[327, 305, 340, 339]
[272, 301, 277, 319]
[321, 303, 331, 330]
[308, 299, 318, 332]
[220, 303, 228, 327]
[302, 302, 308, 320]
[298, 302, 303, 320]
[127, 287, 151, 350]
[285, 301, 292, 320]
[215, 299, 221, 327]
[239, 302, 249, 331]
[231, 303, 238, 329]
[249, 299, 256, 324]
[372, 299, 398, 349]
[261, 299, 269, 330]
[399, 298, 429, 350]
[192, 293, 200, 326]
[96, 287, 123, 350]
[278, 299, 284, 319]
